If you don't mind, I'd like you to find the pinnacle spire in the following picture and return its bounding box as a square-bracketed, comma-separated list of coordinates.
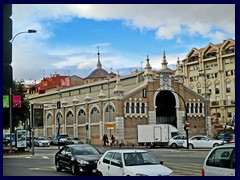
[97, 47, 102, 69]
[161, 50, 168, 70]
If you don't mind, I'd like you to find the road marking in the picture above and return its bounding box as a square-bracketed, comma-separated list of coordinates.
[42, 156, 49, 159]
[165, 162, 202, 176]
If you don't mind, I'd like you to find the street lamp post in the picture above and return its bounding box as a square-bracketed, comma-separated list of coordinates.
[9, 29, 37, 153]
[57, 90, 61, 150]
[106, 78, 111, 136]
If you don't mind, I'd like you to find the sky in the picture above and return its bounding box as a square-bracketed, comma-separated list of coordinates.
[11, 4, 235, 84]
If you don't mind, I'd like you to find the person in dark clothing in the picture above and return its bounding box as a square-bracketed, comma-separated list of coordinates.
[110, 135, 116, 146]
[103, 134, 109, 146]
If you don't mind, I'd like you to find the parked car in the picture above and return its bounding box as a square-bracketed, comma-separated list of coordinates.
[55, 144, 102, 175]
[202, 144, 235, 176]
[34, 136, 50, 147]
[65, 137, 83, 145]
[51, 134, 69, 145]
[183, 135, 224, 149]
[97, 149, 173, 176]
[168, 135, 186, 148]
[214, 132, 235, 143]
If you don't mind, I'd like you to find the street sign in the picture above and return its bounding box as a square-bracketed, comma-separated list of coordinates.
[3, 95, 9, 108]
[185, 120, 190, 126]
[105, 123, 115, 129]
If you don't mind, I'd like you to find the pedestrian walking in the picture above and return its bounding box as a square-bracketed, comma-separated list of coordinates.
[103, 134, 109, 146]
[110, 135, 116, 146]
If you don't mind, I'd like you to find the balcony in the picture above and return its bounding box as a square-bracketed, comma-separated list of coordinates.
[210, 99, 235, 107]
[221, 47, 235, 55]
[188, 56, 199, 63]
[223, 99, 235, 106]
[211, 101, 220, 107]
[203, 52, 217, 59]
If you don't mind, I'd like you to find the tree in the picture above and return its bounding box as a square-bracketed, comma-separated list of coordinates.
[3, 80, 30, 131]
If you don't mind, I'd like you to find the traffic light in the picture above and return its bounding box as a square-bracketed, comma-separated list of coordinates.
[3, 4, 13, 89]
[184, 120, 190, 131]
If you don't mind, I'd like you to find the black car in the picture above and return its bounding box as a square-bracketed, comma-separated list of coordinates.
[55, 144, 102, 175]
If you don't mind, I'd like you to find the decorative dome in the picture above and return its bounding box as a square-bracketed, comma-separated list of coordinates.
[86, 68, 108, 78]
[85, 49, 108, 79]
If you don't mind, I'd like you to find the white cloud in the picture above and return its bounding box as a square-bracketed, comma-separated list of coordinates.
[12, 4, 235, 41]
[11, 4, 235, 82]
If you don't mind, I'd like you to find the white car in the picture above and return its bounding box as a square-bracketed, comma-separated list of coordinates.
[202, 144, 235, 176]
[97, 149, 173, 176]
[183, 135, 224, 149]
[168, 135, 186, 148]
[34, 136, 50, 147]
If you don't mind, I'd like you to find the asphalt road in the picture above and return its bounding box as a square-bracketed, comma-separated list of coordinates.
[3, 145, 210, 176]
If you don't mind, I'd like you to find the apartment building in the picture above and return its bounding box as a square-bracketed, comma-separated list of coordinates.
[182, 38, 235, 125]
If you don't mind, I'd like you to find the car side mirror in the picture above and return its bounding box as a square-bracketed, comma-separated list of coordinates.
[160, 161, 163, 165]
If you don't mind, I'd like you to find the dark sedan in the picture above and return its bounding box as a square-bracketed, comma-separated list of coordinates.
[55, 144, 102, 175]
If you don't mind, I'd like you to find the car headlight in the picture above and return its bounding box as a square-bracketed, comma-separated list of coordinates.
[136, 173, 148, 176]
[77, 159, 89, 165]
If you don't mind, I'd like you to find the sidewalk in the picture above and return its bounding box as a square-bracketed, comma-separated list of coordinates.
[3, 146, 31, 156]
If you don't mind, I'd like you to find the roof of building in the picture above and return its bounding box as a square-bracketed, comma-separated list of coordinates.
[85, 68, 108, 79]
[84, 50, 108, 79]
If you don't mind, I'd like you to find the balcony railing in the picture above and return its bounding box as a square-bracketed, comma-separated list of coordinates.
[210, 99, 235, 107]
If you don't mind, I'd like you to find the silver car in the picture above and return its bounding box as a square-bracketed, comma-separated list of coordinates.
[202, 144, 235, 176]
[183, 135, 224, 149]
[168, 135, 186, 148]
[65, 137, 83, 145]
[34, 136, 50, 147]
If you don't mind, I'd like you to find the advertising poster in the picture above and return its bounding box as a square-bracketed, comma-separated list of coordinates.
[16, 130, 27, 148]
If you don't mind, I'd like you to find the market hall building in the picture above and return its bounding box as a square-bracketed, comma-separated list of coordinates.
[29, 53, 209, 146]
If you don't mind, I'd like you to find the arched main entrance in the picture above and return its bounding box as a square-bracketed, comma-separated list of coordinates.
[155, 91, 177, 127]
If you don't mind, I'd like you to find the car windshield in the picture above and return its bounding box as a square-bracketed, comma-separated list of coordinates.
[38, 137, 48, 140]
[72, 146, 100, 155]
[123, 152, 158, 166]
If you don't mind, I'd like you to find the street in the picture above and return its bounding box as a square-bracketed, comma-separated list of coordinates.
[3, 145, 210, 176]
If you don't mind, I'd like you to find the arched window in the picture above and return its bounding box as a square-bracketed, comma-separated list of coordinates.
[141, 103, 145, 114]
[91, 107, 99, 123]
[199, 103, 203, 113]
[136, 103, 140, 113]
[47, 113, 52, 126]
[78, 109, 86, 124]
[105, 105, 115, 122]
[66, 111, 73, 125]
[186, 103, 189, 114]
[126, 102, 130, 113]
[195, 103, 198, 113]
[191, 103, 194, 113]
[131, 103, 135, 113]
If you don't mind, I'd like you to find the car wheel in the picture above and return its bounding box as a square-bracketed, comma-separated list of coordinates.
[171, 143, 177, 149]
[145, 143, 152, 149]
[56, 161, 62, 171]
[189, 144, 194, 149]
[96, 171, 103, 176]
[71, 163, 78, 175]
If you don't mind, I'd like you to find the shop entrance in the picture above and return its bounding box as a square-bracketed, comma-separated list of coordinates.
[155, 90, 177, 127]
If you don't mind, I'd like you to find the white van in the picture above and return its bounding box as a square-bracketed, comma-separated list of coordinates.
[202, 144, 235, 176]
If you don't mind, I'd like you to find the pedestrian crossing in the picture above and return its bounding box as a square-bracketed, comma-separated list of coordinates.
[164, 162, 203, 176]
